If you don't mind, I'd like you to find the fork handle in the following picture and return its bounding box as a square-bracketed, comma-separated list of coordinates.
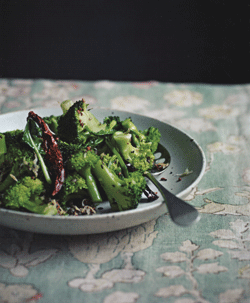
[144, 172, 200, 226]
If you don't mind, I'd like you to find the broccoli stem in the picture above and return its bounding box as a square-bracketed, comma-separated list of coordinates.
[0, 162, 19, 192]
[60, 99, 74, 114]
[22, 200, 59, 215]
[131, 133, 140, 147]
[0, 133, 7, 165]
[92, 159, 125, 211]
[121, 118, 146, 143]
[105, 138, 129, 178]
[79, 166, 102, 203]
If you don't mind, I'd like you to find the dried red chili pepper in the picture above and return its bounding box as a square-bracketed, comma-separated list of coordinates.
[28, 111, 65, 196]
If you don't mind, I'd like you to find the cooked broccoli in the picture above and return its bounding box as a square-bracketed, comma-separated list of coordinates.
[43, 115, 60, 135]
[57, 99, 107, 143]
[0, 101, 162, 216]
[57, 140, 85, 163]
[0, 133, 7, 167]
[2, 176, 58, 215]
[0, 130, 39, 193]
[121, 118, 146, 146]
[92, 159, 146, 211]
[100, 153, 122, 177]
[142, 126, 161, 154]
[61, 99, 74, 114]
[58, 172, 88, 206]
[121, 118, 161, 153]
[103, 115, 122, 132]
[67, 149, 102, 203]
[104, 138, 130, 178]
[111, 131, 155, 173]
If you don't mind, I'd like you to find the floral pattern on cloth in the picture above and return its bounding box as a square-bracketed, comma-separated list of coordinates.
[0, 79, 250, 303]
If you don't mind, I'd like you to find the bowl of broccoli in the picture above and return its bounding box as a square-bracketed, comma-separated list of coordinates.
[0, 99, 206, 234]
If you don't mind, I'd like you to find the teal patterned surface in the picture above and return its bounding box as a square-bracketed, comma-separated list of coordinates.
[1, 79, 250, 303]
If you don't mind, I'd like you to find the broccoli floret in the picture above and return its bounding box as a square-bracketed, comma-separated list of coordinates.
[58, 172, 88, 206]
[121, 118, 161, 153]
[2, 176, 58, 215]
[100, 153, 122, 176]
[67, 149, 102, 203]
[113, 118, 161, 172]
[0, 130, 39, 193]
[43, 115, 60, 135]
[57, 99, 107, 143]
[103, 116, 122, 131]
[61, 99, 74, 114]
[111, 131, 155, 173]
[0, 133, 7, 165]
[143, 126, 161, 154]
[121, 118, 146, 146]
[0, 102, 162, 216]
[57, 140, 86, 162]
[92, 159, 146, 211]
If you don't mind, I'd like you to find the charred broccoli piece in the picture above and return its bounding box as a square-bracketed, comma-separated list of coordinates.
[57, 99, 107, 143]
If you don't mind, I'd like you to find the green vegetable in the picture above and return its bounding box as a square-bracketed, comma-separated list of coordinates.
[0, 99, 162, 216]
[92, 159, 146, 211]
[0, 130, 39, 193]
[114, 118, 161, 171]
[43, 115, 60, 135]
[2, 176, 58, 215]
[0, 133, 7, 165]
[57, 140, 86, 162]
[58, 172, 88, 205]
[61, 99, 74, 114]
[121, 117, 161, 153]
[111, 131, 155, 173]
[105, 138, 129, 178]
[100, 153, 122, 177]
[103, 115, 122, 131]
[143, 126, 161, 154]
[57, 99, 107, 143]
[121, 118, 146, 146]
[68, 149, 102, 203]
[22, 119, 52, 185]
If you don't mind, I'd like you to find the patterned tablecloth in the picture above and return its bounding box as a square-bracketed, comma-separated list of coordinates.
[0, 79, 250, 303]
